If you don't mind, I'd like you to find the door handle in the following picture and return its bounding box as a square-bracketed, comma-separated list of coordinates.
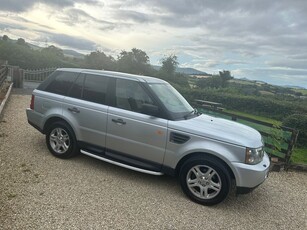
[68, 107, 80, 113]
[112, 118, 126, 125]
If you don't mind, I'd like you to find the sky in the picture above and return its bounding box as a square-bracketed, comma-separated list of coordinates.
[0, 0, 307, 88]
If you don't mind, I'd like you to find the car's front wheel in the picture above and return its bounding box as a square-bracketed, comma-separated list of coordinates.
[46, 121, 79, 159]
[179, 156, 231, 206]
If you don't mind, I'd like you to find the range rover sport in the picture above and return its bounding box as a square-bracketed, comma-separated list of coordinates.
[26, 68, 270, 206]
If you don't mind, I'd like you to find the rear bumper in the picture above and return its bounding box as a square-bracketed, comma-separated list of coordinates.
[26, 108, 44, 133]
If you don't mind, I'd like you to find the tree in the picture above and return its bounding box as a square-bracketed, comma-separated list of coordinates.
[159, 55, 178, 78]
[117, 48, 151, 75]
[41, 45, 64, 58]
[2, 35, 9, 41]
[84, 50, 115, 70]
[219, 70, 233, 87]
[219, 70, 233, 80]
[16, 38, 28, 47]
[197, 75, 223, 88]
[197, 70, 234, 89]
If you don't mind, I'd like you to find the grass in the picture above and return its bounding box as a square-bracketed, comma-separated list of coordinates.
[224, 109, 282, 125]
[293, 88, 307, 96]
[291, 148, 307, 164]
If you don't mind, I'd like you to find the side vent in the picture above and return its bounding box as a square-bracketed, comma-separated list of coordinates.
[170, 132, 190, 144]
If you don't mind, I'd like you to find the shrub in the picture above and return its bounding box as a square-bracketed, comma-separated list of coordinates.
[177, 87, 307, 120]
[282, 114, 307, 147]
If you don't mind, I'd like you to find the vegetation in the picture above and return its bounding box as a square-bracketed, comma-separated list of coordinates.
[224, 109, 282, 125]
[197, 70, 233, 88]
[292, 148, 307, 164]
[0, 36, 189, 87]
[178, 87, 307, 121]
[282, 114, 307, 147]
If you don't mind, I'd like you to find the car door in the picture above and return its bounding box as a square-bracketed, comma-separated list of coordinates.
[63, 73, 109, 149]
[106, 78, 168, 170]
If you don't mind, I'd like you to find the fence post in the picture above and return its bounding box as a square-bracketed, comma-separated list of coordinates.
[285, 130, 299, 170]
[12, 67, 24, 88]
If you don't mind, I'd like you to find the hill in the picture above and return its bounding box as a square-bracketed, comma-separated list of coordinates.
[152, 65, 209, 75]
[63, 49, 85, 59]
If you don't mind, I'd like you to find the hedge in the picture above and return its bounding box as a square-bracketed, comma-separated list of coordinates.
[178, 87, 307, 120]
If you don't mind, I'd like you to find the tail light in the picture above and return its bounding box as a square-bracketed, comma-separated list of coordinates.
[30, 95, 35, 110]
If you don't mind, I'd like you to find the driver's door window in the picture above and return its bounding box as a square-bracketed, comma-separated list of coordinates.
[115, 79, 155, 113]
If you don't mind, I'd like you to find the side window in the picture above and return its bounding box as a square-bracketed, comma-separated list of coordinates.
[83, 74, 108, 105]
[115, 79, 155, 113]
[44, 71, 78, 95]
[68, 74, 85, 99]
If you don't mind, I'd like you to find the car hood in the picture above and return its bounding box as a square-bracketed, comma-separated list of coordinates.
[168, 114, 263, 148]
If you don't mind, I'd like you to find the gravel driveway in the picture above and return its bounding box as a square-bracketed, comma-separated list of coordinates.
[1, 94, 307, 230]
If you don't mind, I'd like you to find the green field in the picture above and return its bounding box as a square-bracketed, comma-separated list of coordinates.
[294, 88, 307, 96]
[224, 109, 282, 125]
[292, 148, 307, 164]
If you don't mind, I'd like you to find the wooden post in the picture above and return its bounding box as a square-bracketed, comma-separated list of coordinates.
[12, 67, 24, 88]
[284, 130, 299, 170]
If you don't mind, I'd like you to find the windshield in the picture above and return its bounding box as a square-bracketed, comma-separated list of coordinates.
[149, 83, 193, 115]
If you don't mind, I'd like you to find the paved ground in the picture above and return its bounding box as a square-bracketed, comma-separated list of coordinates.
[0, 94, 307, 230]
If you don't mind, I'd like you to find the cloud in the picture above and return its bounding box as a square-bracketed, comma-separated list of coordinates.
[0, 0, 306, 87]
[268, 60, 307, 70]
[0, 22, 26, 30]
[44, 33, 97, 51]
[0, 0, 99, 12]
[58, 8, 115, 29]
[0, 0, 35, 12]
[113, 10, 150, 23]
[44, 0, 99, 8]
[233, 67, 307, 87]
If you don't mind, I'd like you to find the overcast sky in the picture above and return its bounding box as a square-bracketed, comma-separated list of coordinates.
[0, 0, 307, 88]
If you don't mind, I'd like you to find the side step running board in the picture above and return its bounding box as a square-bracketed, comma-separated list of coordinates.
[81, 150, 164, 176]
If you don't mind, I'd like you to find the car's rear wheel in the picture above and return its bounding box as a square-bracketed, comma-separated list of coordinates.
[179, 156, 231, 206]
[46, 121, 79, 159]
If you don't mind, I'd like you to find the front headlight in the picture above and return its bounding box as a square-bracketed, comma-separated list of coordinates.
[245, 147, 264, 165]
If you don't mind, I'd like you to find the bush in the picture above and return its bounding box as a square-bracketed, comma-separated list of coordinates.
[177, 87, 307, 120]
[283, 114, 307, 147]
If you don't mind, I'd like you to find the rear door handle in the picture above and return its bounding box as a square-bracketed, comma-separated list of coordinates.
[112, 118, 126, 125]
[68, 107, 80, 113]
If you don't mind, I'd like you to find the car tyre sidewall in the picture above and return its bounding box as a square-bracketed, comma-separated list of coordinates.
[46, 121, 79, 159]
[179, 156, 231, 206]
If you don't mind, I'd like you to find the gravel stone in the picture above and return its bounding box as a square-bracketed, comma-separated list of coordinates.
[0, 94, 307, 230]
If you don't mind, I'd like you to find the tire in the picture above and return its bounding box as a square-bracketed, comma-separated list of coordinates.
[46, 121, 79, 159]
[179, 155, 231, 206]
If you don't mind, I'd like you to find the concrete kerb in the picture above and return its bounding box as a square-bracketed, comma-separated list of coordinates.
[0, 83, 13, 117]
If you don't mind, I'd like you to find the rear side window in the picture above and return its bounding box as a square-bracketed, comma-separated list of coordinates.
[43, 71, 79, 96]
[83, 74, 108, 105]
[68, 74, 85, 99]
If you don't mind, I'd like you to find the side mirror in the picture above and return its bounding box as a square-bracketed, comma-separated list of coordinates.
[141, 103, 159, 117]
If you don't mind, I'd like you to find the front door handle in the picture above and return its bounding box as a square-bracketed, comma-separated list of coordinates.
[68, 107, 80, 113]
[112, 118, 126, 125]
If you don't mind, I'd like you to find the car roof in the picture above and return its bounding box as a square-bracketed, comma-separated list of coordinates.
[57, 68, 167, 84]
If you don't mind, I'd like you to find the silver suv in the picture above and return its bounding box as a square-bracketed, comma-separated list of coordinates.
[26, 68, 270, 205]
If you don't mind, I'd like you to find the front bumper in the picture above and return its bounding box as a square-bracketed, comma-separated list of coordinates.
[232, 152, 270, 190]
